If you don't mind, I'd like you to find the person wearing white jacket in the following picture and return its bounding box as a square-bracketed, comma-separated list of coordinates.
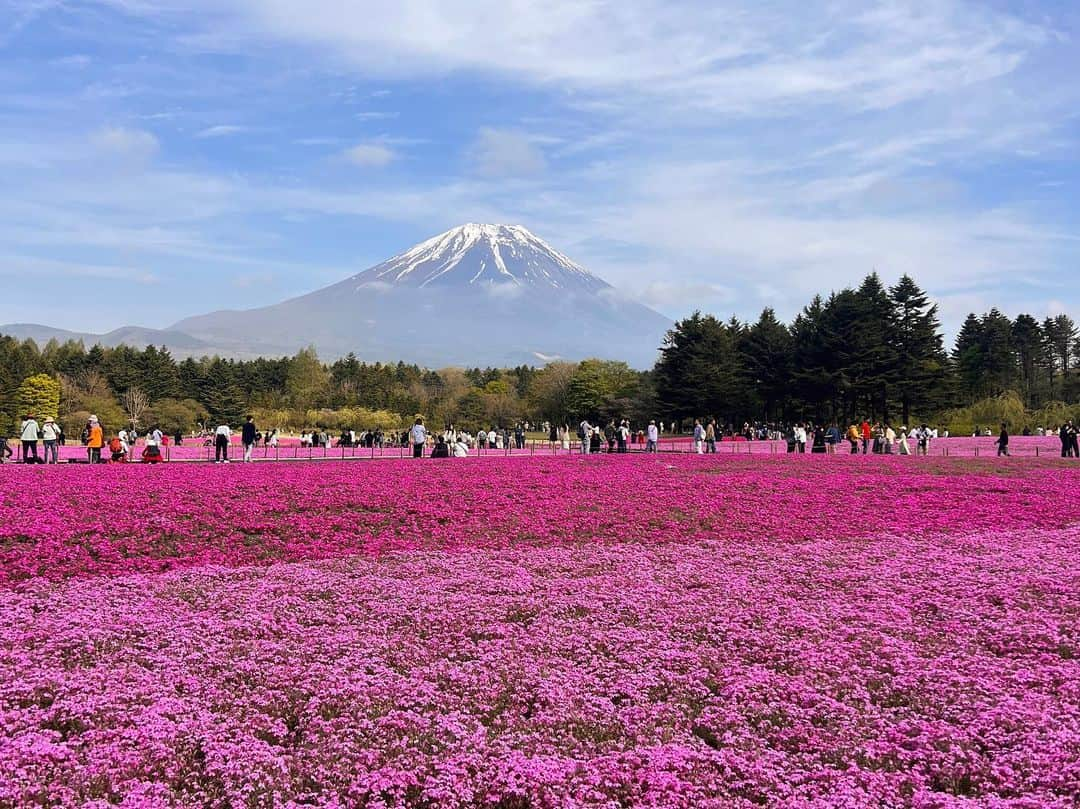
[214, 423, 231, 463]
[41, 418, 61, 464]
[646, 421, 659, 453]
[410, 418, 427, 458]
[19, 415, 40, 463]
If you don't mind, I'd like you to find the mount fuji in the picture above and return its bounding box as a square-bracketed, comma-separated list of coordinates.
[5, 225, 672, 368]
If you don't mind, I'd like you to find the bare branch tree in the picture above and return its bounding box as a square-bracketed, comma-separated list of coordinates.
[77, 369, 108, 398]
[121, 387, 150, 430]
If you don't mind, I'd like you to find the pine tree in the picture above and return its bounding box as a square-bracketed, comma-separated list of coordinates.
[739, 308, 792, 421]
[953, 313, 985, 401]
[980, 309, 1016, 396]
[888, 275, 947, 425]
[850, 274, 898, 420]
[1010, 315, 1044, 407]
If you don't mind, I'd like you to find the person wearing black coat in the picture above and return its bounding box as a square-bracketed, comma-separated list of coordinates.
[241, 416, 258, 463]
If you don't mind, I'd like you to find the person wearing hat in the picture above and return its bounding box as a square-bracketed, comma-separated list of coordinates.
[41, 417, 61, 464]
[86, 416, 104, 464]
[19, 414, 40, 463]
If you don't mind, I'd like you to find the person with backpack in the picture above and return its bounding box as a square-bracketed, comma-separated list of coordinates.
[41, 417, 61, 464]
[108, 436, 127, 463]
[19, 414, 40, 464]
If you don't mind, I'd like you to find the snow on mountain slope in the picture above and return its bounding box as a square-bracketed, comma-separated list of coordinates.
[351, 223, 609, 292]
[156, 223, 674, 366]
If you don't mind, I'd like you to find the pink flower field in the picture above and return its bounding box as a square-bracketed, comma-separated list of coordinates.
[1, 454, 1078, 807]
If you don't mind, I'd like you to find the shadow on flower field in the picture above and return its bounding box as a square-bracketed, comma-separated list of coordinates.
[0, 454, 1078, 807]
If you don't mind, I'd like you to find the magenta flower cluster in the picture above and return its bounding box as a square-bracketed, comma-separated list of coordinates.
[0, 454, 1077, 807]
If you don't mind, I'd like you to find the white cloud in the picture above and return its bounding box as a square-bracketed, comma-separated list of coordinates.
[469, 128, 546, 177]
[195, 124, 249, 138]
[90, 126, 159, 159]
[151, 0, 1049, 120]
[343, 142, 396, 168]
[0, 254, 159, 284]
[635, 281, 735, 309]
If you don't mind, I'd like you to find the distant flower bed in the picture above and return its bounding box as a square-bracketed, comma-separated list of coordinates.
[0, 455, 1077, 807]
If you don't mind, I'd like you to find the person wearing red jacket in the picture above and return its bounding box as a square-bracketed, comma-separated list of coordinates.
[860, 420, 872, 455]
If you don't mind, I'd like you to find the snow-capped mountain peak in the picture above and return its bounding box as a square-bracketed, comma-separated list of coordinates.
[353, 223, 610, 291]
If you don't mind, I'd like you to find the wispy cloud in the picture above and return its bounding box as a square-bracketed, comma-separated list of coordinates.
[89, 126, 159, 159]
[195, 124, 250, 138]
[342, 141, 396, 167]
[469, 128, 546, 177]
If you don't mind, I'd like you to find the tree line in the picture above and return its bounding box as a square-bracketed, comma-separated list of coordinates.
[1, 272, 1076, 436]
[656, 273, 1078, 429]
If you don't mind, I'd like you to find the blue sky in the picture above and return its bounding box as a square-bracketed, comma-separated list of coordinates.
[1, 0, 1078, 340]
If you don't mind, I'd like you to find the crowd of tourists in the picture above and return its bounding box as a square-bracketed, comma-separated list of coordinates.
[5, 412, 1079, 465]
[5, 414, 178, 465]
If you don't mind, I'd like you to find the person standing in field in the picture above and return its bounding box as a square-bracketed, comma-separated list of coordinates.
[861, 419, 872, 454]
[996, 422, 1010, 457]
[693, 420, 705, 454]
[825, 423, 841, 454]
[705, 420, 717, 453]
[242, 415, 258, 463]
[846, 423, 860, 454]
[1060, 421, 1078, 458]
[578, 419, 591, 454]
[214, 422, 231, 463]
[41, 417, 61, 464]
[794, 423, 808, 453]
[19, 414, 40, 463]
[86, 416, 104, 464]
[410, 417, 427, 458]
[898, 427, 911, 456]
[884, 424, 896, 454]
[647, 420, 658, 453]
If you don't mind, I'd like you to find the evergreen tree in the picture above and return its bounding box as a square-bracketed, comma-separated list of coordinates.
[738, 308, 792, 421]
[953, 314, 985, 400]
[1011, 315, 1044, 406]
[850, 274, 898, 419]
[980, 309, 1016, 396]
[888, 275, 947, 425]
